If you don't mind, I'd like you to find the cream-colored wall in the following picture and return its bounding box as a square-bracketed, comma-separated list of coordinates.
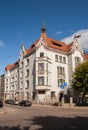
[4, 38, 84, 101]
[36, 44, 69, 97]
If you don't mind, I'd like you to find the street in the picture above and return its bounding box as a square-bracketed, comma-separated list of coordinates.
[0, 104, 88, 130]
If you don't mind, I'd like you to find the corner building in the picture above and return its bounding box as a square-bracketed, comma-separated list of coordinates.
[4, 24, 87, 103]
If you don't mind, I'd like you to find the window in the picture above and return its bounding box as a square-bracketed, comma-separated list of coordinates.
[26, 59, 29, 66]
[26, 69, 29, 77]
[59, 56, 62, 63]
[57, 79, 65, 87]
[55, 55, 58, 62]
[57, 66, 65, 76]
[63, 57, 66, 63]
[75, 57, 81, 64]
[40, 52, 44, 57]
[51, 91, 55, 98]
[39, 91, 45, 94]
[38, 63, 44, 71]
[38, 76, 44, 85]
[26, 80, 29, 89]
[21, 62, 23, 68]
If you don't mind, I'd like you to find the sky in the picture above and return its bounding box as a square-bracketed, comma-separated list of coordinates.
[0, 0, 88, 75]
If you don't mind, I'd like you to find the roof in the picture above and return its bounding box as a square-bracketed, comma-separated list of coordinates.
[83, 53, 88, 60]
[25, 31, 71, 56]
[5, 60, 19, 71]
[5, 26, 85, 71]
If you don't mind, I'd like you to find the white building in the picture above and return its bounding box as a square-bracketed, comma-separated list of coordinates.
[4, 24, 87, 103]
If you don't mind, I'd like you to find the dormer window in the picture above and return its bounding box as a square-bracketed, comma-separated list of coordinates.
[40, 52, 44, 57]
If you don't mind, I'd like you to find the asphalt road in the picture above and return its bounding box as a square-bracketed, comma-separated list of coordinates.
[0, 104, 88, 130]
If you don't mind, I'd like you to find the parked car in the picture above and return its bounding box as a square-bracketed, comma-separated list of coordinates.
[0, 100, 3, 107]
[5, 99, 19, 105]
[19, 100, 32, 107]
[5, 99, 15, 105]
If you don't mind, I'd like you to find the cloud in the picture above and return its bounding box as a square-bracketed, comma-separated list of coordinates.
[61, 29, 88, 49]
[18, 32, 23, 35]
[54, 31, 62, 35]
[0, 40, 4, 47]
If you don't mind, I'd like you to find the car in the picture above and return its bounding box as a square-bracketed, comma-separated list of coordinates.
[0, 100, 3, 107]
[19, 100, 32, 107]
[5, 99, 19, 105]
[5, 99, 15, 105]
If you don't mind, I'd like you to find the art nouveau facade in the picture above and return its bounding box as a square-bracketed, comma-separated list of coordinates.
[4, 24, 86, 102]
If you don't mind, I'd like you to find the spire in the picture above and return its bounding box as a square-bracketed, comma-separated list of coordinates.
[40, 22, 47, 38]
[41, 22, 46, 33]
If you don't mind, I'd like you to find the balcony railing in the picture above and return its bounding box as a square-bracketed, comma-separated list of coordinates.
[37, 71, 48, 75]
[57, 74, 65, 79]
[36, 56, 51, 62]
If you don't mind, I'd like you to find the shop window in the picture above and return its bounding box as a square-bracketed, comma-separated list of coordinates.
[39, 91, 45, 94]
[51, 91, 55, 98]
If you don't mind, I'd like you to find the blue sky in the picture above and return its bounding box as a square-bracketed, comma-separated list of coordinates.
[0, 0, 88, 75]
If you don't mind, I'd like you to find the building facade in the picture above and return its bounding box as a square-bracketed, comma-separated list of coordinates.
[4, 24, 87, 103]
[0, 74, 5, 100]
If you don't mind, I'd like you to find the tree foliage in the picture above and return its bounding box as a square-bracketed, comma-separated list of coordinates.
[72, 61, 88, 97]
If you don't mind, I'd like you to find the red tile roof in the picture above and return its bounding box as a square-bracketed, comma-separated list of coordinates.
[25, 31, 71, 56]
[5, 60, 19, 71]
[83, 53, 88, 60]
[6, 30, 85, 71]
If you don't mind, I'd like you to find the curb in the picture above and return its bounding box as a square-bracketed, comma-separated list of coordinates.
[32, 103, 88, 109]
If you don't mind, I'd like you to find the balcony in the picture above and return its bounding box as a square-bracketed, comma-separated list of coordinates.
[36, 56, 51, 62]
[57, 74, 65, 79]
[37, 71, 48, 75]
[36, 85, 51, 90]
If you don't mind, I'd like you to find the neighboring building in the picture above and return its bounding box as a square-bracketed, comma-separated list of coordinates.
[5, 61, 19, 100]
[4, 24, 88, 103]
[0, 74, 5, 100]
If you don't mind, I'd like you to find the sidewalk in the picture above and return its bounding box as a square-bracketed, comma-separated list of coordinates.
[32, 103, 88, 109]
[0, 107, 6, 115]
[32, 103, 74, 108]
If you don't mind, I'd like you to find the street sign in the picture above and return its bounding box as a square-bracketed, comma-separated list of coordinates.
[59, 82, 67, 89]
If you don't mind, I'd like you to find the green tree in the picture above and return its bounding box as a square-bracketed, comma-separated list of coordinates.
[72, 61, 88, 102]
